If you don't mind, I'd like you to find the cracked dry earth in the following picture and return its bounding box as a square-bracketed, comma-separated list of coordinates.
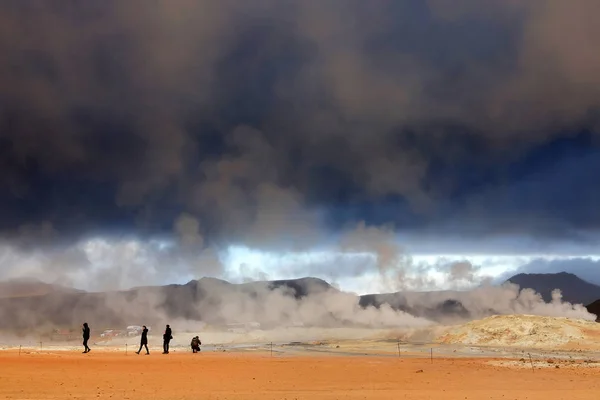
[1, 350, 600, 399]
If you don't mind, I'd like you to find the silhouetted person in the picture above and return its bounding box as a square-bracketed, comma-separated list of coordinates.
[190, 336, 201, 353]
[82, 323, 91, 353]
[163, 325, 172, 354]
[135, 326, 149, 355]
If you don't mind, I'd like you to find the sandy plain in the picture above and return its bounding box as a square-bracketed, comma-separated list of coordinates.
[1, 343, 600, 400]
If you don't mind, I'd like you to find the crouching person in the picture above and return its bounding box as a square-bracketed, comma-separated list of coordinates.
[190, 336, 201, 353]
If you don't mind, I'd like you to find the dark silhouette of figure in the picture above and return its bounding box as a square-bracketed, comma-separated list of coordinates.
[190, 336, 201, 353]
[135, 326, 149, 355]
[163, 324, 172, 354]
[82, 323, 91, 353]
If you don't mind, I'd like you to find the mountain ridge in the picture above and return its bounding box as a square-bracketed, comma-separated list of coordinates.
[505, 271, 600, 306]
[0, 272, 598, 330]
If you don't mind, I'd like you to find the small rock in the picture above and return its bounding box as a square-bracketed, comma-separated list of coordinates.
[416, 369, 424, 373]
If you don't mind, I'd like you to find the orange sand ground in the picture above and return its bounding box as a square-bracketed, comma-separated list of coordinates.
[1, 350, 599, 399]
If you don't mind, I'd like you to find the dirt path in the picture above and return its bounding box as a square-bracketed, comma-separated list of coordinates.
[1, 351, 599, 399]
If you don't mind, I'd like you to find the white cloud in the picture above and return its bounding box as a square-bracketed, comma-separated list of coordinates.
[3, 235, 600, 293]
[222, 248, 600, 294]
[0, 236, 224, 291]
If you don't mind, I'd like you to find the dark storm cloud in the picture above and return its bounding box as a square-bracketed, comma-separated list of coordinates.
[1, 0, 600, 252]
[420, 132, 600, 239]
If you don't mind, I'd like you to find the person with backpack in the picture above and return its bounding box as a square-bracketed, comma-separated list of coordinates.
[190, 336, 201, 353]
[135, 325, 150, 355]
[163, 324, 172, 354]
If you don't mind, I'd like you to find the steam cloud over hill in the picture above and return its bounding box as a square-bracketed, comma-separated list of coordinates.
[0, 274, 594, 332]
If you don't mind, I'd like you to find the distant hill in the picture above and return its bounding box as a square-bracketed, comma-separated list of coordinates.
[0, 278, 83, 299]
[0, 276, 340, 330]
[0, 275, 478, 331]
[3, 272, 597, 331]
[505, 272, 600, 305]
[358, 290, 494, 323]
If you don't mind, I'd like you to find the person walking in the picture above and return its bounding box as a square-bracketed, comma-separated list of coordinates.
[162, 324, 172, 354]
[82, 322, 91, 353]
[135, 325, 149, 355]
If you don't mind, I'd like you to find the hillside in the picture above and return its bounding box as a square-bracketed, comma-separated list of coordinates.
[1, 272, 598, 331]
[0, 276, 471, 330]
[0, 277, 340, 330]
[505, 272, 600, 305]
[0, 278, 83, 299]
[358, 291, 473, 322]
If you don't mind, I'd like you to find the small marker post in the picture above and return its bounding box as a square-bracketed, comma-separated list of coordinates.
[19, 345, 21, 356]
[397, 340, 400, 358]
[430, 348, 433, 364]
[528, 353, 534, 372]
[40, 341, 42, 352]
[270, 342, 273, 358]
[126, 343, 128, 356]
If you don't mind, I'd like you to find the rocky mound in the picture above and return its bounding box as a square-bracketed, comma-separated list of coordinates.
[585, 299, 600, 321]
[437, 314, 600, 349]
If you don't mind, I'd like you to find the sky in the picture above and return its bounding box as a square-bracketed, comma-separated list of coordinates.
[1, 1, 600, 293]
